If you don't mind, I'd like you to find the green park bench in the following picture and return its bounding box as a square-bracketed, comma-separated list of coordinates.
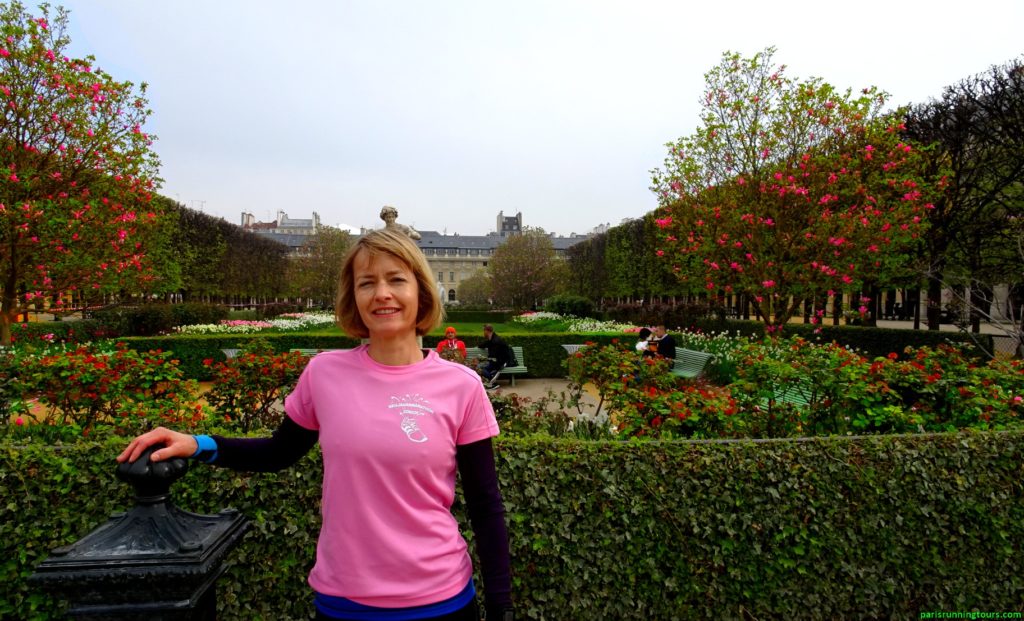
[563, 343, 713, 380]
[468, 346, 528, 386]
[670, 348, 715, 379]
[290, 348, 345, 357]
[761, 381, 814, 408]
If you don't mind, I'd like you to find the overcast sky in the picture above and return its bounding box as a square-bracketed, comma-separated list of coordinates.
[54, 0, 1023, 237]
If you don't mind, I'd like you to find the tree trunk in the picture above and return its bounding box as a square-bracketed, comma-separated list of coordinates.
[861, 285, 878, 327]
[927, 277, 942, 331]
[1018, 307, 1024, 358]
[1, 275, 20, 346]
[773, 296, 804, 332]
[912, 288, 922, 330]
[969, 283, 993, 334]
[0, 311, 11, 347]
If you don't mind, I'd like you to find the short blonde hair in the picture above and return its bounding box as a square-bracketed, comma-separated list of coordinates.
[335, 228, 444, 338]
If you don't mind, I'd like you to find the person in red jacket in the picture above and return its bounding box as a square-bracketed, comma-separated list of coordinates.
[435, 326, 468, 361]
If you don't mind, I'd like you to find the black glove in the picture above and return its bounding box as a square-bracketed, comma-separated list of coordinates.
[486, 605, 514, 621]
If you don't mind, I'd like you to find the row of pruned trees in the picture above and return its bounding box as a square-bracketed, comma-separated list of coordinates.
[904, 59, 1024, 332]
[566, 216, 692, 305]
[145, 197, 353, 309]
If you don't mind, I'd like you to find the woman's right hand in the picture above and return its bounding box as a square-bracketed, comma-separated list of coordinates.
[117, 427, 198, 464]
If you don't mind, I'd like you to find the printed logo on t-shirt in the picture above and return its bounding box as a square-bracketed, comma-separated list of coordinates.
[387, 393, 433, 443]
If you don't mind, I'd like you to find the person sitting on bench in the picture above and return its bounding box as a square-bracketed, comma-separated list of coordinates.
[479, 324, 513, 390]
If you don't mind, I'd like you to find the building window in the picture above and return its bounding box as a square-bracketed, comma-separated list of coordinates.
[438, 272, 443, 282]
[448, 290, 456, 302]
[459, 248, 468, 256]
[449, 272, 455, 282]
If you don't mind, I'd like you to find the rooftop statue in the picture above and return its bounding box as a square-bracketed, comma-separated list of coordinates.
[380, 205, 421, 240]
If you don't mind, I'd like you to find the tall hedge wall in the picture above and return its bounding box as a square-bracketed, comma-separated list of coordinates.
[3, 432, 1022, 619]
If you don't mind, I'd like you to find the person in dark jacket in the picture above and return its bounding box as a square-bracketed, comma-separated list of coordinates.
[652, 323, 677, 360]
[479, 324, 512, 389]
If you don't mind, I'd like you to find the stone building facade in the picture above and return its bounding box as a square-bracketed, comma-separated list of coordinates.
[241, 210, 321, 253]
[418, 211, 587, 303]
[241, 209, 588, 302]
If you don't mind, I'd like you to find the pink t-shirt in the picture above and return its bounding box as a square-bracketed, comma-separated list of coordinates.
[284, 345, 500, 608]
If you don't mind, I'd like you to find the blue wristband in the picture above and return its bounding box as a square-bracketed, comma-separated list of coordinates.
[192, 434, 218, 463]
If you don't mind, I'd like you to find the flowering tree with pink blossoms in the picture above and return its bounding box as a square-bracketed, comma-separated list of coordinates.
[0, 2, 163, 345]
[650, 48, 934, 332]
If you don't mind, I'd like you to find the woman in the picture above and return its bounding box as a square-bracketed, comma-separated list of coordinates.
[634, 327, 652, 354]
[436, 326, 468, 361]
[118, 228, 513, 621]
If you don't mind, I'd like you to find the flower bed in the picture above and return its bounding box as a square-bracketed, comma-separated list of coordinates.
[175, 311, 335, 335]
[557, 337, 1023, 440]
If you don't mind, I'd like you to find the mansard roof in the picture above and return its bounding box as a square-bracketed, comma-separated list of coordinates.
[416, 230, 586, 251]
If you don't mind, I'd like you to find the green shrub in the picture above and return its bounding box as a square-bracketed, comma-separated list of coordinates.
[254, 302, 302, 320]
[4, 433, 1023, 619]
[10, 319, 110, 345]
[544, 295, 595, 319]
[87, 304, 175, 337]
[85, 304, 234, 338]
[606, 301, 716, 329]
[170, 302, 229, 327]
[121, 334, 361, 380]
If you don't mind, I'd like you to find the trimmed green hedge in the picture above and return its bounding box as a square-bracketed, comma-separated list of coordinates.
[119, 334, 362, 380]
[687, 319, 994, 359]
[120, 321, 994, 382]
[4, 432, 1022, 619]
[120, 334, 575, 380]
[10, 319, 108, 345]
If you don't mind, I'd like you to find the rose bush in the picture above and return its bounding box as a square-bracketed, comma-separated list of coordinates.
[563, 340, 737, 439]
[12, 342, 204, 435]
[203, 339, 307, 433]
[561, 335, 1023, 440]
